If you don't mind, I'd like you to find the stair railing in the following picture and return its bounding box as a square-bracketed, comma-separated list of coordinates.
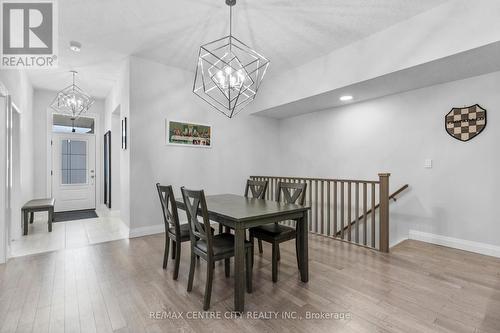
[250, 174, 408, 252]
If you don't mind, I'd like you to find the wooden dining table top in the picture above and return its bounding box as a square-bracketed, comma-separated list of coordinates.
[175, 193, 310, 222]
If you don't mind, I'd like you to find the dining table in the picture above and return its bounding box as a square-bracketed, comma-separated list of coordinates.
[176, 194, 310, 312]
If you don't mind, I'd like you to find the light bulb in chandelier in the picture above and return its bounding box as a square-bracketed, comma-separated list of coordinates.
[65, 94, 84, 109]
[215, 66, 246, 90]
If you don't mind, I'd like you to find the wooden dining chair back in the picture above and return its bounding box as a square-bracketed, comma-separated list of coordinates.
[218, 179, 269, 234]
[181, 187, 253, 310]
[250, 181, 307, 282]
[244, 179, 268, 199]
[276, 182, 307, 205]
[181, 187, 213, 251]
[156, 183, 187, 280]
[157, 184, 181, 236]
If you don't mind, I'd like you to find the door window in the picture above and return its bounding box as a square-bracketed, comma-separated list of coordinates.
[61, 139, 87, 184]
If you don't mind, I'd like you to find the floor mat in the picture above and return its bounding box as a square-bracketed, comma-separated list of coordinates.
[53, 209, 98, 222]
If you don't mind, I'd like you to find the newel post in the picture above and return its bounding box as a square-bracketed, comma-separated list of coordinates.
[378, 173, 390, 253]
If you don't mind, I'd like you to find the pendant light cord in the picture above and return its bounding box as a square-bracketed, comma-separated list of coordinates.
[229, 3, 233, 53]
[72, 72, 75, 115]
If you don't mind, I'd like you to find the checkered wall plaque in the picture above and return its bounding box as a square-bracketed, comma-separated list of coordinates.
[445, 104, 487, 142]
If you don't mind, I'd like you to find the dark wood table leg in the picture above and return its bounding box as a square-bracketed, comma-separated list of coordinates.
[48, 208, 53, 232]
[29, 212, 34, 224]
[234, 227, 246, 312]
[23, 210, 28, 236]
[298, 212, 309, 282]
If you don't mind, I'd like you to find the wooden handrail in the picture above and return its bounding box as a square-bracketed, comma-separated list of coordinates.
[336, 184, 409, 237]
[250, 175, 380, 184]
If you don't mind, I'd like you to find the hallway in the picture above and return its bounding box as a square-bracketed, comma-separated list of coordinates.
[10, 210, 128, 258]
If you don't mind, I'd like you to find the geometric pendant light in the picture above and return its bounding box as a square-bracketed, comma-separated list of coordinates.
[193, 0, 270, 118]
[50, 70, 95, 122]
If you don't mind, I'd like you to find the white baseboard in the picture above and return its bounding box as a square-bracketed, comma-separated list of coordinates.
[409, 230, 500, 258]
[129, 224, 164, 238]
[390, 236, 408, 249]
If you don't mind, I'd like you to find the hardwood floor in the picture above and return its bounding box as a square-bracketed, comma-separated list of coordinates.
[1, 234, 499, 333]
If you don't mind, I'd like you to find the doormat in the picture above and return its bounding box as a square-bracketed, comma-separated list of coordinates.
[53, 209, 98, 222]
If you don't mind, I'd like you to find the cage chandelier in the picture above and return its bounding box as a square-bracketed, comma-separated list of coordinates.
[50, 70, 95, 121]
[193, 0, 270, 118]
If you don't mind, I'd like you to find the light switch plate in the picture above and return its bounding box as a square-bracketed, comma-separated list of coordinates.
[424, 159, 432, 169]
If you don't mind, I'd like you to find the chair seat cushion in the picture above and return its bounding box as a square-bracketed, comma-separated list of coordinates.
[168, 223, 191, 241]
[22, 198, 55, 210]
[168, 223, 214, 241]
[251, 223, 296, 239]
[195, 233, 251, 256]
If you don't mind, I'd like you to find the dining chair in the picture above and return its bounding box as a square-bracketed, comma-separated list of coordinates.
[181, 187, 253, 310]
[156, 183, 188, 280]
[244, 179, 268, 199]
[218, 179, 269, 234]
[249, 181, 307, 282]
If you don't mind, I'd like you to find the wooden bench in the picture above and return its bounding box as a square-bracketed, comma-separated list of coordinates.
[21, 198, 55, 235]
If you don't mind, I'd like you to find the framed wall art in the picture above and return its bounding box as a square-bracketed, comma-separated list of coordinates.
[166, 120, 212, 148]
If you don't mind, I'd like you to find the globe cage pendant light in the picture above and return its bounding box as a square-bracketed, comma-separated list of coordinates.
[193, 0, 270, 118]
[50, 70, 95, 126]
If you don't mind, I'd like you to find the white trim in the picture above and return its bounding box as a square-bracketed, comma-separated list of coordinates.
[6, 242, 11, 260]
[8, 101, 22, 241]
[389, 236, 408, 249]
[129, 224, 164, 238]
[11, 102, 20, 114]
[0, 94, 7, 264]
[409, 230, 500, 258]
[46, 108, 51, 197]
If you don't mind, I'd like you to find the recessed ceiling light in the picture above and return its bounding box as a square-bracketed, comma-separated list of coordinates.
[69, 41, 82, 52]
[340, 95, 353, 101]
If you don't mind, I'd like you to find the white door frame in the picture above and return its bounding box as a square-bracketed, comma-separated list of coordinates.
[1, 93, 21, 263]
[47, 112, 100, 205]
[0, 93, 8, 264]
[7, 102, 21, 243]
[49, 114, 98, 211]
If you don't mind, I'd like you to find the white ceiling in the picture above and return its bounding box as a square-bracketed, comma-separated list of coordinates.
[253, 41, 500, 118]
[26, 0, 449, 98]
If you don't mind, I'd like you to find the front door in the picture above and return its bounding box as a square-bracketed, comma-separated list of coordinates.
[52, 133, 96, 212]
